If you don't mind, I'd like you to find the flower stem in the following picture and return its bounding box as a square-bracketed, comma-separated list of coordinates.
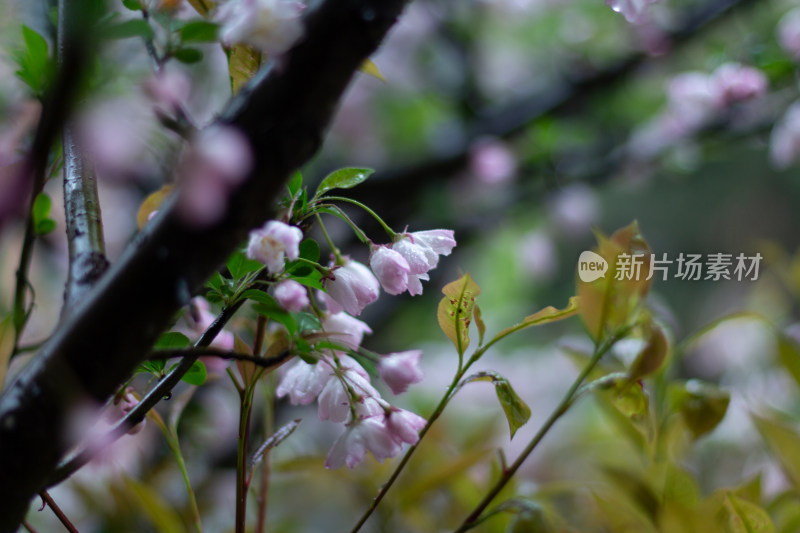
[165, 432, 203, 532]
[452, 331, 625, 532]
[319, 196, 396, 239]
[235, 389, 254, 533]
[315, 213, 343, 263]
[39, 490, 78, 533]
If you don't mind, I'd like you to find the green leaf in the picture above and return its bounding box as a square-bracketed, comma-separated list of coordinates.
[103, 19, 154, 40]
[720, 491, 775, 533]
[628, 325, 669, 381]
[494, 296, 579, 342]
[752, 413, 800, 489]
[437, 273, 481, 356]
[14, 26, 50, 94]
[299, 239, 320, 262]
[290, 269, 323, 290]
[242, 289, 278, 306]
[136, 359, 166, 376]
[461, 371, 531, 439]
[180, 360, 207, 386]
[154, 331, 191, 350]
[292, 311, 321, 333]
[253, 303, 296, 334]
[288, 171, 303, 197]
[670, 380, 730, 439]
[32, 193, 51, 224]
[121, 0, 143, 10]
[174, 47, 203, 63]
[314, 167, 375, 198]
[227, 251, 262, 280]
[228, 43, 261, 93]
[179, 20, 218, 42]
[35, 219, 56, 235]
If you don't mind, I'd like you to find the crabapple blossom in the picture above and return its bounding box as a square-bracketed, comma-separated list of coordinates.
[392, 229, 456, 276]
[321, 312, 372, 350]
[178, 126, 254, 226]
[385, 407, 426, 445]
[142, 69, 191, 113]
[606, 0, 659, 24]
[778, 9, 800, 61]
[712, 63, 768, 107]
[273, 279, 309, 311]
[217, 0, 304, 56]
[246, 220, 303, 273]
[276, 358, 333, 405]
[369, 245, 411, 295]
[325, 416, 402, 469]
[317, 368, 380, 423]
[469, 137, 516, 184]
[323, 259, 379, 316]
[378, 350, 424, 395]
[770, 101, 800, 169]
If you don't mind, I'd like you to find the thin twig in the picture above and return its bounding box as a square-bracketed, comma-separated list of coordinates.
[39, 490, 78, 533]
[147, 347, 291, 369]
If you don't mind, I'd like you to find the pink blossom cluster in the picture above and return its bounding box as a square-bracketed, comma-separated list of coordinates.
[276, 312, 425, 468]
[216, 0, 305, 56]
[778, 9, 800, 61]
[770, 102, 800, 170]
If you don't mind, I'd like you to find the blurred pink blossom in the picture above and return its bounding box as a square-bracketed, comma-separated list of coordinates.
[778, 9, 800, 61]
[174, 297, 234, 375]
[217, 0, 304, 56]
[178, 126, 254, 226]
[321, 312, 372, 350]
[112, 388, 145, 435]
[142, 69, 191, 112]
[469, 137, 516, 184]
[606, 0, 659, 24]
[246, 220, 303, 273]
[369, 245, 411, 295]
[712, 63, 768, 107]
[378, 350, 424, 395]
[770, 101, 800, 169]
[273, 279, 309, 311]
[548, 184, 599, 238]
[325, 416, 401, 469]
[517, 229, 558, 281]
[323, 259, 379, 316]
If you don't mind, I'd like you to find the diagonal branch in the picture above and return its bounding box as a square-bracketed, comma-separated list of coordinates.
[0, 0, 409, 530]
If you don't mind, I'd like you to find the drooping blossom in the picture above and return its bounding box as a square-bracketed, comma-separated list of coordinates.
[385, 407, 426, 445]
[273, 279, 309, 311]
[606, 0, 659, 24]
[325, 416, 402, 469]
[318, 367, 380, 423]
[378, 350, 424, 395]
[323, 259, 379, 316]
[392, 230, 456, 276]
[217, 0, 305, 56]
[369, 245, 410, 295]
[276, 358, 333, 405]
[246, 220, 303, 273]
[178, 126, 254, 227]
[778, 9, 800, 61]
[321, 312, 372, 350]
[770, 101, 800, 169]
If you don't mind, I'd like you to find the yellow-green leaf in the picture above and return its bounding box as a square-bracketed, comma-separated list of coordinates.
[186, 0, 215, 17]
[228, 44, 262, 94]
[628, 325, 669, 381]
[437, 273, 480, 356]
[137, 185, 174, 229]
[234, 334, 257, 386]
[493, 296, 579, 342]
[0, 317, 14, 393]
[461, 371, 531, 439]
[473, 305, 486, 346]
[359, 59, 386, 82]
[720, 491, 775, 533]
[671, 380, 730, 439]
[752, 413, 800, 489]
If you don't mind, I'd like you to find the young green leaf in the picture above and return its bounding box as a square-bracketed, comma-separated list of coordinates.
[298, 239, 320, 262]
[719, 491, 775, 533]
[437, 273, 481, 356]
[121, 0, 143, 10]
[32, 193, 51, 224]
[35, 219, 56, 235]
[314, 167, 374, 198]
[180, 360, 207, 386]
[288, 171, 303, 197]
[253, 303, 297, 335]
[670, 380, 730, 439]
[102, 19, 155, 40]
[179, 20, 219, 43]
[751, 413, 800, 489]
[227, 251, 262, 280]
[460, 371, 531, 438]
[493, 296, 578, 344]
[174, 47, 203, 63]
[154, 331, 191, 350]
[628, 325, 668, 381]
[241, 289, 278, 307]
[14, 26, 50, 94]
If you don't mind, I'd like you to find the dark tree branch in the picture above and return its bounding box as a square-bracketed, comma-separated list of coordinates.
[146, 347, 292, 369]
[0, 0, 409, 529]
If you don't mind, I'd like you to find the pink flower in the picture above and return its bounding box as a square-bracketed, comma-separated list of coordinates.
[323, 259, 379, 316]
[142, 69, 191, 112]
[178, 126, 254, 227]
[246, 220, 303, 273]
[712, 63, 767, 107]
[369, 245, 410, 295]
[321, 312, 372, 350]
[217, 0, 304, 56]
[770, 101, 800, 169]
[325, 417, 402, 469]
[778, 9, 800, 61]
[273, 279, 309, 311]
[392, 230, 456, 276]
[378, 350, 424, 395]
[276, 358, 333, 405]
[606, 0, 659, 23]
[385, 408, 426, 445]
[317, 369, 379, 423]
[667, 72, 718, 129]
[469, 137, 516, 184]
[105, 388, 145, 435]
